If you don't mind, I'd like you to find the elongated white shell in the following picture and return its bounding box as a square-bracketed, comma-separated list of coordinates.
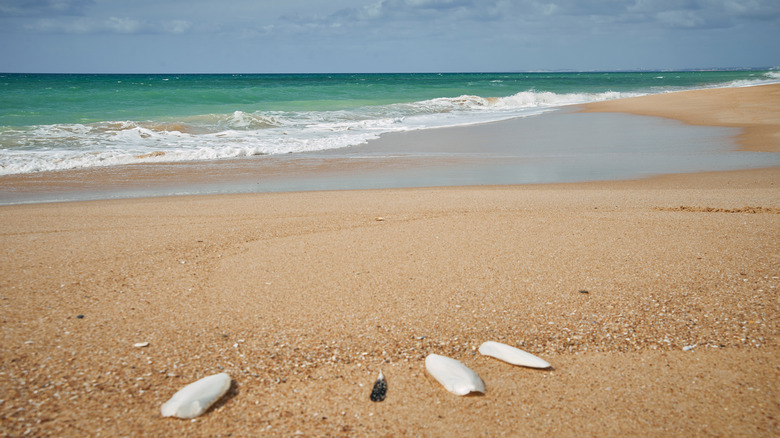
[478, 341, 551, 369]
[425, 354, 485, 395]
[161, 373, 232, 419]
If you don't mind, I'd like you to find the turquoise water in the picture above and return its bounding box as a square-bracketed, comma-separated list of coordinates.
[2, 71, 775, 125]
[0, 70, 778, 174]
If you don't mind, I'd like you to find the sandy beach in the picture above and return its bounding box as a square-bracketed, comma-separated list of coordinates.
[0, 85, 778, 436]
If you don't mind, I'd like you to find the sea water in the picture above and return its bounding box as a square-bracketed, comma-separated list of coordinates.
[2, 70, 779, 176]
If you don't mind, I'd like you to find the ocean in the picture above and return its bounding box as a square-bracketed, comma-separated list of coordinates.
[2, 70, 779, 176]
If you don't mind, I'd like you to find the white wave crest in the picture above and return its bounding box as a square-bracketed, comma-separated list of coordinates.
[495, 90, 640, 107]
[222, 111, 288, 130]
[410, 90, 641, 114]
[720, 70, 780, 88]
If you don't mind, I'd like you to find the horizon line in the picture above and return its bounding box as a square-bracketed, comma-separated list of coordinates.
[1, 66, 777, 75]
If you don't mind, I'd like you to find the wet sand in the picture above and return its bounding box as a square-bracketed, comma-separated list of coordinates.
[582, 83, 780, 152]
[0, 85, 778, 436]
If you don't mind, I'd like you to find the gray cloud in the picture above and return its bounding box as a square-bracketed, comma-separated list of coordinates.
[1, 0, 777, 72]
[323, 0, 780, 28]
[7, 0, 780, 36]
[324, 0, 505, 23]
[0, 0, 94, 17]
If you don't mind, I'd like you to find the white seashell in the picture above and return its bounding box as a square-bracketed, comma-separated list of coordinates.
[161, 373, 232, 419]
[478, 341, 551, 369]
[134, 342, 149, 348]
[425, 354, 485, 395]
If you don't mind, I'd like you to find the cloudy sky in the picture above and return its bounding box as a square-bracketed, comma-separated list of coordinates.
[1, 0, 778, 73]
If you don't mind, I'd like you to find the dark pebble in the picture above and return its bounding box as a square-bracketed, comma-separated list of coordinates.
[76, 314, 84, 319]
[370, 372, 387, 402]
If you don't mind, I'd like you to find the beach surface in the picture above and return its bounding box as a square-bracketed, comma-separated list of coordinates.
[0, 85, 778, 436]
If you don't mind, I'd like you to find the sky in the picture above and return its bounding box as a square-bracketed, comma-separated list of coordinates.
[0, 0, 778, 73]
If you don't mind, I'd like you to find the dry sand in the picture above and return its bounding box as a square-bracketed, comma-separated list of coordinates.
[1, 85, 778, 436]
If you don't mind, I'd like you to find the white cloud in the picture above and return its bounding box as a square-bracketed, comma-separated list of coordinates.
[23, 15, 192, 34]
[105, 16, 142, 33]
[655, 10, 706, 28]
[24, 17, 91, 33]
[360, 1, 383, 20]
[163, 19, 191, 34]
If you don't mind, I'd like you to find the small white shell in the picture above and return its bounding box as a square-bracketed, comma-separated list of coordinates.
[161, 373, 232, 419]
[425, 354, 485, 395]
[478, 341, 551, 369]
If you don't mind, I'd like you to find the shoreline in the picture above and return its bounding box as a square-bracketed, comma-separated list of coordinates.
[0, 84, 778, 436]
[2, 84, 780, 205]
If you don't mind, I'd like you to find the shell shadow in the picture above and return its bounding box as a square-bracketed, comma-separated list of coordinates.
[204, 379, 239, 415]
